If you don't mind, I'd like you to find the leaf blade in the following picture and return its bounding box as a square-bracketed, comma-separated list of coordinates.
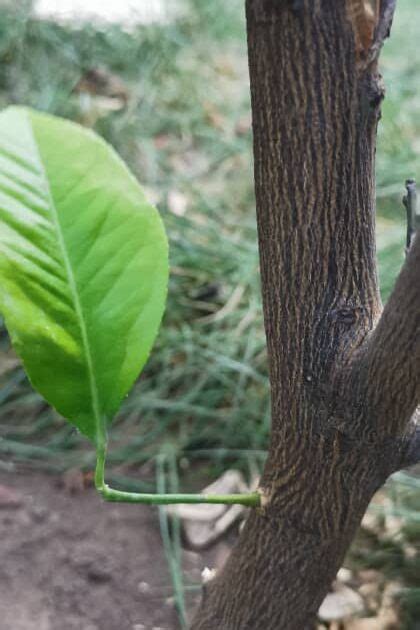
[0, 106, 168, 443]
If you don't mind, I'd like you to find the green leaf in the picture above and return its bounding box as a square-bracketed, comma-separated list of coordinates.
[0, 106, 168, 444]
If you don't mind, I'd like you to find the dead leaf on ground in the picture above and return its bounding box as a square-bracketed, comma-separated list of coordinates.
[337, 568, 353, 584]
[318, 583, 365, 622]
[166, 470, 250, 549]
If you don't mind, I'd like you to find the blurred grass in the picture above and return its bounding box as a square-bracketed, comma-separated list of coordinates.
[0, 1, 419, 626]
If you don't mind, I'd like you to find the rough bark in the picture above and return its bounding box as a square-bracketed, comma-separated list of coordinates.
[192, 1, 420, 628]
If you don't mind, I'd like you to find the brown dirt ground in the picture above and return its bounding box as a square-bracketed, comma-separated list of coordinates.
[0, 470, 226, 630]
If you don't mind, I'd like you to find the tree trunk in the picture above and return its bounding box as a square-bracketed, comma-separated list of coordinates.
[192, 1, 420, 629]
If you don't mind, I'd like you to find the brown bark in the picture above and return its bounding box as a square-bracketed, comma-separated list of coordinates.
[192, 1, 419, 628]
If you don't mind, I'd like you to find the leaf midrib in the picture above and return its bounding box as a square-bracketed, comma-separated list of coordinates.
[28, 112, 104, 445]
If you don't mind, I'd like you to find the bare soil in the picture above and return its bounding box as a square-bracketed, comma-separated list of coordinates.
[0, 470, 218, 630]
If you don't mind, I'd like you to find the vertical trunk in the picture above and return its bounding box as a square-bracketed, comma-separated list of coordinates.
[192, 1, 419, 628]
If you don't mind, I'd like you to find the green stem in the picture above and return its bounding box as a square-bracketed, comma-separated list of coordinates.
[94, 444, 261, 507]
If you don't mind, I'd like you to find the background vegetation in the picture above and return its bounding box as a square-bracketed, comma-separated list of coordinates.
[0, 0, 419, 626]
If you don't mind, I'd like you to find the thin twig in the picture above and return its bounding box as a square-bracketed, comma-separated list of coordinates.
[366, 0, 397, 64]
[403, 178, 419, 254]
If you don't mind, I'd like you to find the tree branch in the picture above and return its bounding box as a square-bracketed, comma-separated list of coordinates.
[367, 0, 397, 63]
[364, 0, 397, 67]
[354, 181, 420, 438]
[404, 178, 419, 253]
